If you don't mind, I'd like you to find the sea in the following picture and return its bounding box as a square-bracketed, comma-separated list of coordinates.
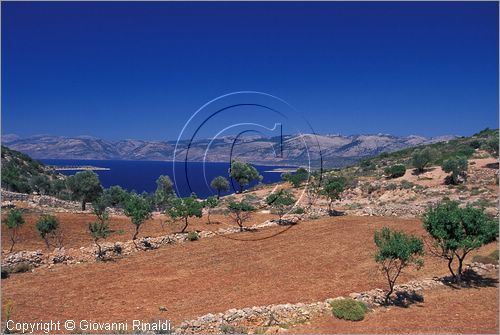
[41, 159, 291, 199]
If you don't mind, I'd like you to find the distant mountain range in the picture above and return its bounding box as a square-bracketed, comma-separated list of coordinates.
[1, 133, 456, 168]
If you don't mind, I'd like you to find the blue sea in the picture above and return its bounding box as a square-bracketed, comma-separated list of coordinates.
[41, 159, 289, 199]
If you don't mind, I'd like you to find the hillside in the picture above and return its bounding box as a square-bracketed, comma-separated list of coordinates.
[1, 146, 66, 196]
[1, 133, 456, 168]
[354, 128, 498, 175]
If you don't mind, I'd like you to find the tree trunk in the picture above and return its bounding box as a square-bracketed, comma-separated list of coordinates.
[9, 229, 17, 253]
[132, 225, 140, 240]
[43, 236, 50, 249]
[237, 216, 244, 231]
[95, 240, 103, 260]
[385, 285, 394, 305]
[82, 200, 86, 211]
[217, 190, 221, 199]
[239, 184, 243, 193]
[207, 210, 211, 224]
[181, 217, 188, 233]
[447, 257, 456, 279]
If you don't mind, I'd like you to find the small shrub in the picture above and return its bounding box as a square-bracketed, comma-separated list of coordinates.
[384, 165, 406, 179]
[400, 180, 416, 189]
[330, 298, 367, 321]
[292, 207, 305, 214]
[385, 183, 398, 191]
[369, 183, 381, 194]
[220, 324, 248, 334]
[9, 262, 33, 274]
[186, 231, 199, 241]
[1, 269, 9, 279]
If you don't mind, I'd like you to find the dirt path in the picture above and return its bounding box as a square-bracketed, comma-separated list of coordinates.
[2, 215, 496, 329]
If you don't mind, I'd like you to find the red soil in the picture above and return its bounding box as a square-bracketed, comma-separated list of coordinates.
[290, 273, 499, 334]
[2, 215, 497, 332]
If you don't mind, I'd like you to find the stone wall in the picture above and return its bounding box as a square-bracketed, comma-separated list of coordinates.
[1, 190, 83, 212]
[174, 263, 498, 334]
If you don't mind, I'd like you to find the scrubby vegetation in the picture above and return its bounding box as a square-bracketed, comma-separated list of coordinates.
[1, 146, 66, 196]
[281, 167, 309, 187]
[330, 298, 368, 321]
[384, 164, 406, 178]
[357, 128, 499, 176]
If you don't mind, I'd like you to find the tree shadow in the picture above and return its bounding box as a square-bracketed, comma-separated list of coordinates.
[441, 269, 498, 290]
[391, 290, 424, 308]
[206, 220, 223, 225]
[328, 209, 345, 217]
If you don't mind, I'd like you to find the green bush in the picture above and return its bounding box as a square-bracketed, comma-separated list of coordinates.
[330, 299, 368, 321]
[220, 324, 248, 334]
[9, 262, 33, 274]
[292, 207, 305, 214]
[384, 165, 406, 178]
[186, 231, 199, 241]
[442, 156, 468, 185]
[400, 180, 416, 189]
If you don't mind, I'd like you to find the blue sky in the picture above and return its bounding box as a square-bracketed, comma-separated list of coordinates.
[2, 1, 498, 140]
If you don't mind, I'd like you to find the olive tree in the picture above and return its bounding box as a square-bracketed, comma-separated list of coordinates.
[266, 189, 296, 223]
[230, 160, 262, 193]
[124, 194, 153, 241]
[67, 171, 103, 210]
[36, 214, 63, 249]
[29, 175, 51, 195]
[281, 168, 309, 188]
[321, 176, 345, 215]
[89, 196, 111, 259]
[374, 227, 424, 304]
[227, 198, 256, 231]
[305, 175, 321, 210]
[154, 175, 175, 210]
[442, 156, 468, 185]
[210, 176, 230, 199]
[412, 147, 437, 173]
[204, 196, 219, 224]
[102, 185, 130, 208]
[166, 193, 204, 233]
[423, 201, 498, 280]
[4, 209, 25, 252]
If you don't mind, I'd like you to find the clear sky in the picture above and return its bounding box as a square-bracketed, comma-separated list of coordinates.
[2, 1, 498, 140]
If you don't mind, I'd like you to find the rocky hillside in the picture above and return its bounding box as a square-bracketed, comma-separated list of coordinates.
[2, 133, 455, 168]
[1, 146, 65, 195]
